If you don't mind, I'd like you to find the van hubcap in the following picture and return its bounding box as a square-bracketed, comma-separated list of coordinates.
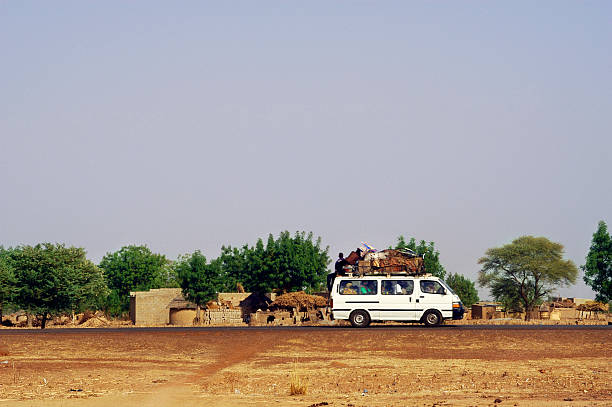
[426, 313, 438, 324]
[355, 314, 364, 323]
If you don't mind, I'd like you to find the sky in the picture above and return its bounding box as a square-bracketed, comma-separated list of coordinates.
[1, 1, 611, 300]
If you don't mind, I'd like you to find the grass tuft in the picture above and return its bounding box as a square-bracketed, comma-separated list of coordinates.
[289, 361, 308, 396]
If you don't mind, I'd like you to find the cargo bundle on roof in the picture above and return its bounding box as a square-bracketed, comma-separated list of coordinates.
[344, 248, 425, 275]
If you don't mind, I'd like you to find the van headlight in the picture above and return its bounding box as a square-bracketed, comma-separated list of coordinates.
[452, 302, 462, 309]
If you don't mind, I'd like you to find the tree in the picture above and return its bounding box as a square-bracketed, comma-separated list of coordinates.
[216, 244, 249, 293]
[478, 236, 578, 320]
[0, 247, 17, 323]
[488, 276, 524, 313]
[217, 231, 330, 294]
[8, 243, 108, 329]
[394, 236, 446, 279]
[175, 251, 223, 323]
[273, 231, 330, 293]
[99, 245, 173, 313]
[582, 221, 612, 303]
[445, 273, 479, 308]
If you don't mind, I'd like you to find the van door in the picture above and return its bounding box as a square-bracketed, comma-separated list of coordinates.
[379, 280, 416, 321]
[416, 280, 451, 319]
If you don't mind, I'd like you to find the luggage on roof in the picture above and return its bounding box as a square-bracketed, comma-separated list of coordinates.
[349, 249, 425, 275]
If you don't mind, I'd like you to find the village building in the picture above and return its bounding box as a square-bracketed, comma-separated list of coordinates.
[470, 302, 501, 319]
[130, 288, 278, 326]
[470, 298, 608, 321]
[129, 288, 332, 326]
[129, 288, 182, 325]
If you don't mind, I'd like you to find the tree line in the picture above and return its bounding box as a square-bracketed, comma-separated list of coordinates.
[0, 231, 331, 327]
[1, 222, 610, 328]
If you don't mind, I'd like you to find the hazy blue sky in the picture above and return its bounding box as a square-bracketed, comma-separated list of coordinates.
[1, 2, 610, 299]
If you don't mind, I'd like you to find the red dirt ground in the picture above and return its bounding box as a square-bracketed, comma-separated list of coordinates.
[0, 327, 610, 406]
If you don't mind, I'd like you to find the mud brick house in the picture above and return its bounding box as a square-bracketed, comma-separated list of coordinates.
[544, 297, 607, 320]
[166, 297, 197, 325]
[471, 302, 499, 319]
[130, 288, 274, 326]
[129, 288, 182, 325]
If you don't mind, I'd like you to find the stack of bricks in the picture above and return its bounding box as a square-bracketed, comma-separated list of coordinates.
[205, 309, 244, 326]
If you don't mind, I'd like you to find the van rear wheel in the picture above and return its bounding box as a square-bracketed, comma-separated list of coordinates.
[349, 310, 371, 328]
[422, 310, 442, 327]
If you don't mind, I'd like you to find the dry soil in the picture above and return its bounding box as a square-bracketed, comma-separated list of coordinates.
[0, 326, 610, 406]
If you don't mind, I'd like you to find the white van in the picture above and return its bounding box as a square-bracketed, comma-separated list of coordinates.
[330, 275, 465, 327]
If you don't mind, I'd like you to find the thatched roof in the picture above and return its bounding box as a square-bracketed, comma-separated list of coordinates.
[552, 300, 576, 308]
[576, 301, 608, 312]
[167, 297, 197, 310]
[270, 291, 327, 310]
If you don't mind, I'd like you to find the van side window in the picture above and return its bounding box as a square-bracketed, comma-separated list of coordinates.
[381, 280, 414, 295]
[420, 280, 445, 294]
[339, 280, 378, 295]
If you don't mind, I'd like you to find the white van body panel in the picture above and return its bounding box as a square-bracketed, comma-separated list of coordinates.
[331, 275, 461, 325]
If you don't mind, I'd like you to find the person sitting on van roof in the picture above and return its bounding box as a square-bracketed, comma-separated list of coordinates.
[328, 253, 348, 291]
[335, 253, 348, 275]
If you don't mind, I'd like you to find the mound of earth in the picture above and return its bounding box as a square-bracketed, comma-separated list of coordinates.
[79, 316, 110, 327]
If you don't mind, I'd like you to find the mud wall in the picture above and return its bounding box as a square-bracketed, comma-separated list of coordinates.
[129, 288, 182, 325]
[169, 308, 197, 325]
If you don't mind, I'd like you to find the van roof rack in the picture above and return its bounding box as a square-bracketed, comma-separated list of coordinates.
[344, 272, 433, 278]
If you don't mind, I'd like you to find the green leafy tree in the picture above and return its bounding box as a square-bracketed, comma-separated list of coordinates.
[445, 273, 479, 308]
[216, 245, 247, 291]
[394, 236, 446, 278]
[8, 243, 108, 329]
[489, 276, 524, 313]
[478, 236, 578, 320]
[273, 231, 329, 293]
[102, 290, 124, 318]
[245, 238, 267, 291]
[175, 251, 223, 323]
[0, 247, 17, 323]
[582, 221, 612, 303]
[218, 231, 330, 293]
[99, 245, 173, 313]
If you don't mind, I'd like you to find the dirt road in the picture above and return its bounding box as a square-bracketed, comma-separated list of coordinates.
[0, 326, 610, 406]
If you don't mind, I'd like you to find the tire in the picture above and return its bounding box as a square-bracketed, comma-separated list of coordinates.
[422, 310, 442, 327]
[349, 310, 371, 328]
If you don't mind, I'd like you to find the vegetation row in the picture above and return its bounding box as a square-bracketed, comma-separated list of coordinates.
[0, 221, 610, 329]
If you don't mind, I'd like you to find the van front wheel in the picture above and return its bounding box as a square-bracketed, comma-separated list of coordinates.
[422, 310, 442, 327]
[349, 310, 371, 328]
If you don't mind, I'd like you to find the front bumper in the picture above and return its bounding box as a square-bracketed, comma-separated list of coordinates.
[452, 304, 465, 320]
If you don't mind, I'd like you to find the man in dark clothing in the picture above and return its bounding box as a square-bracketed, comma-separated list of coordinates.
[335, 252, 347, 274]
[327, 252, 347, 292]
